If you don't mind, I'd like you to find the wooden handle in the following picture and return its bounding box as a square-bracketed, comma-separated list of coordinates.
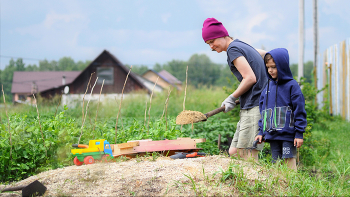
[1, 185, 26, 192]
[204, 106, 225, 118]
[204, 100, 240, 119]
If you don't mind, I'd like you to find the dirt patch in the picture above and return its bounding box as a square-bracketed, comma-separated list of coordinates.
[0, 155, 267, 196]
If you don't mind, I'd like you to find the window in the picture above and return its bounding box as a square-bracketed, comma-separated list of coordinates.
[18, 94, 26, 101]
[97, 67, 114, 85]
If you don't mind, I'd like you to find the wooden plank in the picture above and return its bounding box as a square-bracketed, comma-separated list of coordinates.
[342, 41, 347, 120]
[178, 138, 205, 143]
[131, 148, 203, 158]
[195, 138, 206, 143]
[133, 138, 197, 152]
[335, 45, 338, 115]
[116, 141, 139, 149]
[112, 145, 137, 156]
[127, 139, 152, 143]
[323, 50, 328, 107]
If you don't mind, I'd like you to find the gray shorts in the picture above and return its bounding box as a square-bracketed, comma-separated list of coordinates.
[230, 106, 264, 151]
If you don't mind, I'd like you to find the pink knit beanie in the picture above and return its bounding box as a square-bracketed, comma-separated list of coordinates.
[202, 18, 229, 42]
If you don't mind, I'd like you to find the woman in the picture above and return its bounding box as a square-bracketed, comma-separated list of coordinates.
[202, 18, 268, 161]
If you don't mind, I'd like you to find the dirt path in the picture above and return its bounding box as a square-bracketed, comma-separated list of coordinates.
[0, 155, 266, 196]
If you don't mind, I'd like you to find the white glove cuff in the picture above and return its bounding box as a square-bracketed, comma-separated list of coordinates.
[230, 95, 238, 101]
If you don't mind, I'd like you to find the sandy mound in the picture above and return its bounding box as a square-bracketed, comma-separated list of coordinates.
[0, 155, 267, 196]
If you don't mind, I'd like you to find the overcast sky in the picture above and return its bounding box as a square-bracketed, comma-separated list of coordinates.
[1, 0, 349, 70]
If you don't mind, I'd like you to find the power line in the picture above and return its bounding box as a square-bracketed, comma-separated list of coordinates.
[0, 55, 43, 61]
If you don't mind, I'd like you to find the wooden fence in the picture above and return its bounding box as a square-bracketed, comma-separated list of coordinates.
[318, 38, 350, 121]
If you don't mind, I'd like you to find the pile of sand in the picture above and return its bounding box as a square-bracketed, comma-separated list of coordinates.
[0, 155, 267, 196]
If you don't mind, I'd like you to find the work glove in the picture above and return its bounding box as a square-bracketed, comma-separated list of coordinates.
[221, 95, 238, 113]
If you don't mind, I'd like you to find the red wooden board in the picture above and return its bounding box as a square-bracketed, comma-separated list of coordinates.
[132, 138, 197, 152]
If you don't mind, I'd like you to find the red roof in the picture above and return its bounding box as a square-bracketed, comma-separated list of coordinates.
[11, 71, 81, 93]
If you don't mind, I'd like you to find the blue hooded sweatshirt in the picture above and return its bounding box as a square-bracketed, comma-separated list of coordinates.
[258, 48, 307, 142]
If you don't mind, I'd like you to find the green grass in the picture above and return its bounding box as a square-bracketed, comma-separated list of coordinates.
[0, 87, 235, 182]
[1, 85, 230, 119]
[1, 86, 350, 195]
[305, 116, 350, 182]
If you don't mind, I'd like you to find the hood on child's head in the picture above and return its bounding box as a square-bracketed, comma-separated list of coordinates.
[265, 48, 294, 83]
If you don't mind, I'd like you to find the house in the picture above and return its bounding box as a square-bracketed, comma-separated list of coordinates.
[11, 50, 162, 104]
[11, 71, 80, 102]
[142, 70, 182, 91]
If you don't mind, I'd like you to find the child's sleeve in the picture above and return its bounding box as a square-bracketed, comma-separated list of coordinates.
[291, 85, 307, 139]
[258, 86, 267, 136]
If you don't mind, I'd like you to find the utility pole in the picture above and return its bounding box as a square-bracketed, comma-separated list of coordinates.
[313, 0, 318, 103]
[299, 0, 305, 81]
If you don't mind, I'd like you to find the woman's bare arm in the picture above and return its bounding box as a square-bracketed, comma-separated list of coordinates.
[231, 56, 257, 98]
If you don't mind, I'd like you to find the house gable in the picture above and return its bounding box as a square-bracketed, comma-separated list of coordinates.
[142, 69, 182, 91]
[67, 50, 149, 95]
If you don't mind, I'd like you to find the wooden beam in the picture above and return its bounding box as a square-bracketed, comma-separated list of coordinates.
[178, 138, 205, 143]
[195, 138, 206, 143]
[116, 141, 140, 149]
[323, 50, 327, 106]
[128, 139, 152, 143]
[342, 41, 347, 119]
[112, 145, 137, 156]
[329, 62, 333, 115]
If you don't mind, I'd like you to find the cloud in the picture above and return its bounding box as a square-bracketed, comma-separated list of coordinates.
[107, 46, 190, 66]
[247, 13, 268, 31]
[2, 0, 349, 69]
[322, 0, 350, 23]
[89, 28, 198, 49]
[43, 12, 85, 28]
[197, 0, 276, 45]
[196, 0, 235, 15]
[15, 11, 88, 37]
[8, 10, 91, 63]
[161, 13, 171, 23]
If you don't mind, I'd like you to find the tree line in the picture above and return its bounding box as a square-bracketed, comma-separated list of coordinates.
[126, 55, 315, 86]
[125, 54, 234, 88]
[0, 54, 314, 102]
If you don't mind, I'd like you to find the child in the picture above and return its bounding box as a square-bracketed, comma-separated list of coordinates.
[255, 48, 307, 171]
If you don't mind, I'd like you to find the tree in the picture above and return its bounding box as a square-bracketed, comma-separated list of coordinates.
[162, 60, 187, 81]
[150, 54, 231, 87]
[186, 54, 221, 87]
[39, 59, 54, 71]
[125, 64, 149, 75]
[0, 59, 17, 101]
[303, 61, 314, 84]
[26, 64, 39, 71]
[153, 63, 163, 72]
[290, 60, 313, 84]
[16, 59, 25, 71]
[215, 64, 234, 86]
[76, 60, 91, 71]
[58, 57, 76, 71]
